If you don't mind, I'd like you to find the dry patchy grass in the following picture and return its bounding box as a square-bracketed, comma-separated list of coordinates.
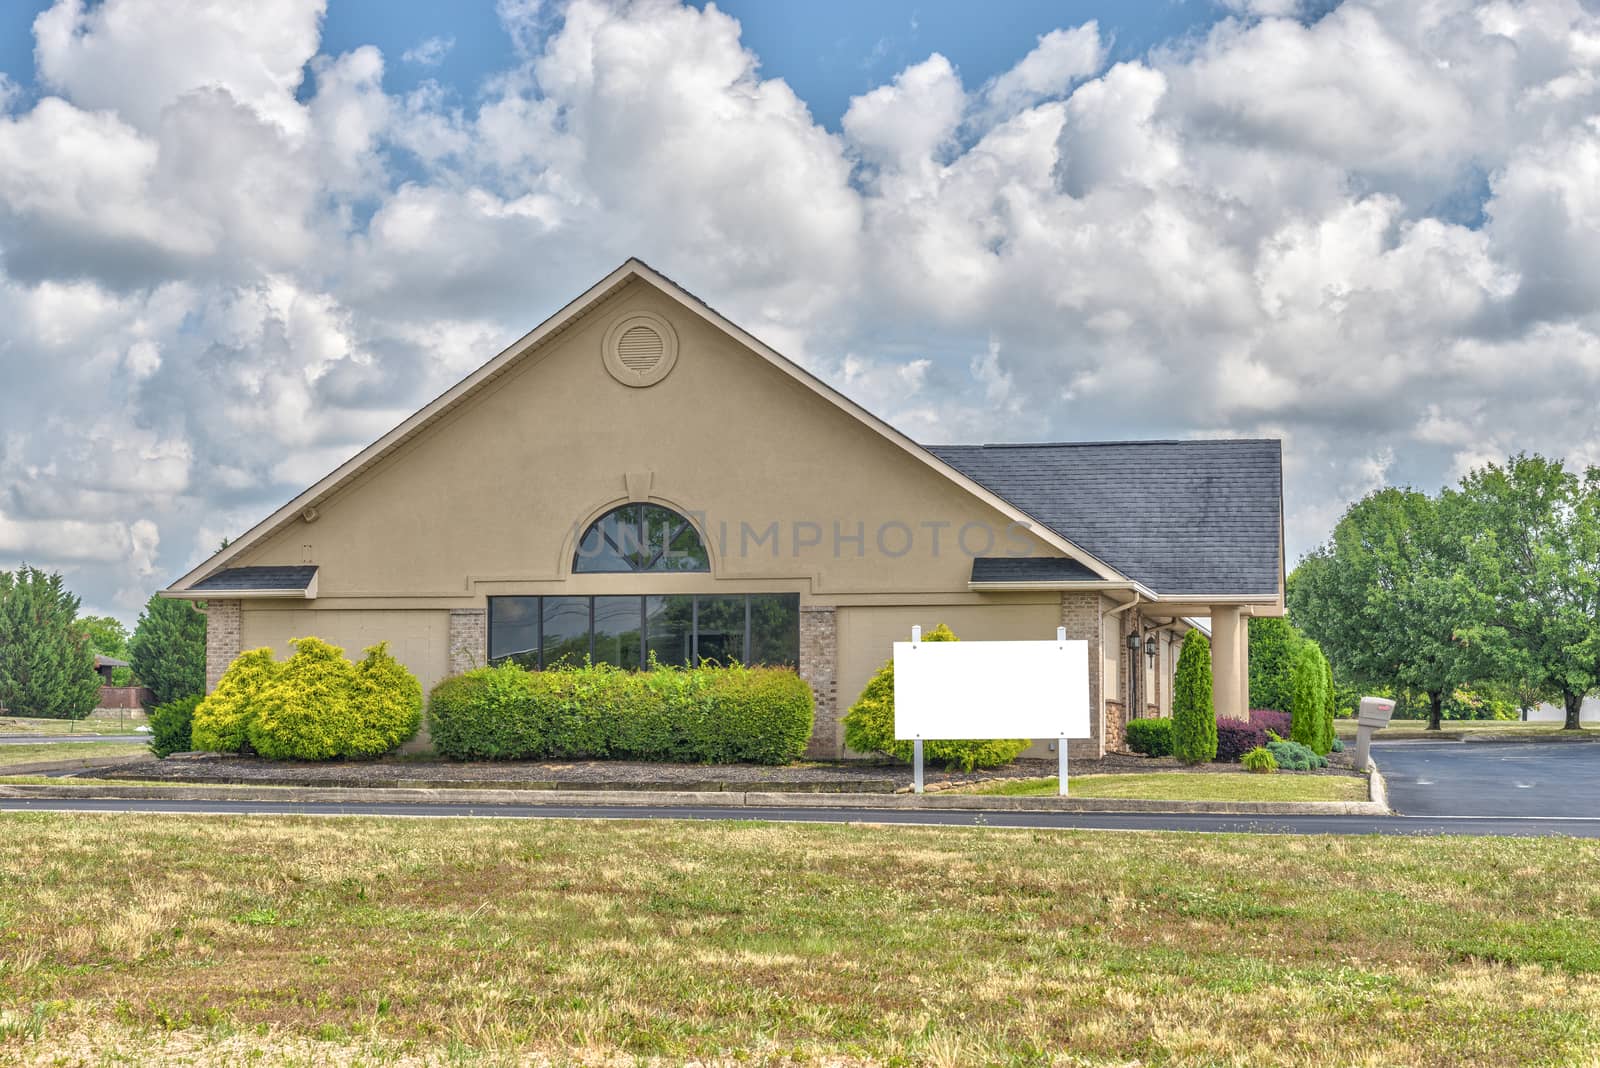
[1, 814, 1598, 1066]
[0, 710, 147, 736]
[0, 742, 150, 768]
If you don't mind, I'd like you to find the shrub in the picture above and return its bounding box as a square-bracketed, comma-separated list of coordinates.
[427, 660, 814, 765]
[1241, 746, 1278, 773]
[1289, 642, 1332, 756]
[194, 639, 422, 760]
[348, 643, 423, 758]
[1265, 736, 1327, 771]
[1249, 708, 1292, 739]
[1214, 718, 1267, 762]
[1330, 736, 1345, 753]
[192, 648, 279, 753]
[1172, 631, 1217, 764]
[1125, 717, 1173, 757]
[425, 662, 539, 760]
[841, 623, 1029, 771]
[248, 638, 361, 761]
[148, 694, 201, 758]
[1320, 655, 1338, 753]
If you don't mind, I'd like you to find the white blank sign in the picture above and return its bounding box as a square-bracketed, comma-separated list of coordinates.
[893, 639, 1090, 740]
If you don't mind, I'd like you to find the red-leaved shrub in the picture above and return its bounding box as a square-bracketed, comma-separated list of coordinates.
[1215, 719, 1267, 762]
[1250, 708, 1292, 739]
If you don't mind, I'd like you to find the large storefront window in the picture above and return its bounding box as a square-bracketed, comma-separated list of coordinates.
[487, 594, 800, 670]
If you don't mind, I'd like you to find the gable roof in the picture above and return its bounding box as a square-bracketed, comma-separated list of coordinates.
[928, 440, 1283, 598]
[165, 259, 1123, 593]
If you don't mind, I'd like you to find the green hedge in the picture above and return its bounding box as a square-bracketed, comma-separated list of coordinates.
[428, 661, 814, 765]
[839, 623, 1029, 771]
[1124, 717, 1173, 757]
[192, 639, 421, 760]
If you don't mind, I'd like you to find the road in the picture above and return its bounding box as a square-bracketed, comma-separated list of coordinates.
[0, 734, 146, 744]
[1375, 739, 1600, 818]
[2, 739, 1597, 836]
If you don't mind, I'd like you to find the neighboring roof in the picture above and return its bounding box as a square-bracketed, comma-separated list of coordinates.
[969, 557, 1104, 584]
[165, 259, 1122, 593]
[93, 655, 129, 669]
[188, 566, 319, 594]
[929, 440, 1283, 598]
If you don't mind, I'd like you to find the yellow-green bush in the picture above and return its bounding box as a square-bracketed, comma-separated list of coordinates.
[840, 623, 1029, 771]
[191, 639, 421, 760]
[191, 648, 279, 753]
[349, 642, 423, 757]
[248, 637, 361, 761]
[427, 660, 813, 764]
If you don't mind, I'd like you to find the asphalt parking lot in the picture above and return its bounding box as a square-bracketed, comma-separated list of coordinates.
[1376, 740, 1600, 819]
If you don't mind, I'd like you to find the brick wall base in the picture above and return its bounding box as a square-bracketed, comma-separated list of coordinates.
[204, 600, 242, 694]
[1060, 592, 1105, 760]
[447, 609, 487, 676]
[799, 607, 838, 758]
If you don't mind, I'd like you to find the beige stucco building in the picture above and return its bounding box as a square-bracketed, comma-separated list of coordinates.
[164, 260, 1284, 759]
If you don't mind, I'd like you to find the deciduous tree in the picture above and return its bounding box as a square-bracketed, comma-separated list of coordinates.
[1452, 456, 1600, 730]
[1289, 488, 1473, 731]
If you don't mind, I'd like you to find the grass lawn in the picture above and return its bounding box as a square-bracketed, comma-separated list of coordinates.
[0, 742, 149, 768]
[2, 816, 1599, 1066]
[966, 772, 1370, 802]
[0, 710, 147, 736]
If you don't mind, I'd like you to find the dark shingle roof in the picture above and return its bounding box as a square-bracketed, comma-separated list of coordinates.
[969, 557, 1104, 584]
[190, 566, 318, 593]
[929, 440, 1282, 597]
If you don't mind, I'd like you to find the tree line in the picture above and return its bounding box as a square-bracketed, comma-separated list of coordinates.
[1286, 455, 1600, 730]
[0, 565, 206, 718]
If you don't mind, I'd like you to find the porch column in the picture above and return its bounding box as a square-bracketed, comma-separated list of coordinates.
[1210, 606, 1248, 721]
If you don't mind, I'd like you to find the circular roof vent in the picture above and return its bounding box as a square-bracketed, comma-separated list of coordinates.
[603, 313, 679, 387]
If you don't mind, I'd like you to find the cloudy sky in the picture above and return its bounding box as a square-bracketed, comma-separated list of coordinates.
[2, 0, 1599, 624]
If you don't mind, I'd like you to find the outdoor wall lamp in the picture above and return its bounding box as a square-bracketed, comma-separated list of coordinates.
[1144, 634, 1158, 667]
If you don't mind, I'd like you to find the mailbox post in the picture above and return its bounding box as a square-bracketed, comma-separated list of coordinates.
[1353, 695, 1395, 771]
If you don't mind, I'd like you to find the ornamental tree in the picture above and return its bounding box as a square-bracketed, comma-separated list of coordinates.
[1171, 631, 1216, 764]
[1288, 641, 1331, 755]
[0, 566, 102, 720]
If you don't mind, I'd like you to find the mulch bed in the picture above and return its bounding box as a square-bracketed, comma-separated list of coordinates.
[94, 747, 1361, 793]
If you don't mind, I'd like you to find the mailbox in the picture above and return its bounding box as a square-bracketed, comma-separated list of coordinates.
[1353, 696, 1396, 771]
[1357, 696, 1395, 729]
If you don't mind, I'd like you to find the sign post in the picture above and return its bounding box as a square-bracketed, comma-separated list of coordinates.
[895, 625, 1090, 798]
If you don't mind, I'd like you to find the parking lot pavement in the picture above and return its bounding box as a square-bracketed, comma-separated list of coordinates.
[1375, 740, 1600, 818]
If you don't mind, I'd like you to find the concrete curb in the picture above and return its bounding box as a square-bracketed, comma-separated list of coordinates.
[1367, 758, 1389, 814]
[0, 780, 1390, 816]
[1459, 732, 1600, 744]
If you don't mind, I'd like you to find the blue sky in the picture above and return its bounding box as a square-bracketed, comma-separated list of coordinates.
[2, 0, 1222, 126]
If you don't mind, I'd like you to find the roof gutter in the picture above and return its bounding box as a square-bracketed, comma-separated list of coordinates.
[967, 579, 1151, 595]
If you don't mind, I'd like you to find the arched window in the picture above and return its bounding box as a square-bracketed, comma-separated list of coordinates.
[573, 504, 710, 573]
